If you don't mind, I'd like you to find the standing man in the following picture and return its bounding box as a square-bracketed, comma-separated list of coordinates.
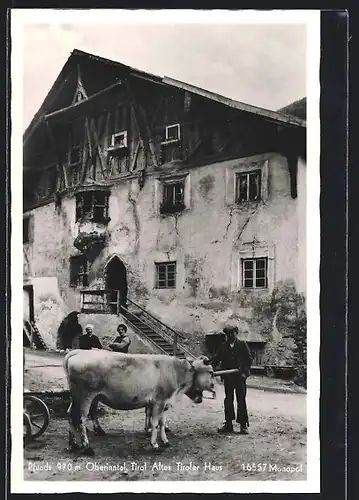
[79, 324, 103, 350]
[109, 324, 131, 353]
[211, 325, 252, 434]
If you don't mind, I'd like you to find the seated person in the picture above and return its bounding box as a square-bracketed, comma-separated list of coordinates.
[79, 324, 103, 350]
[109, 324, 131, 353]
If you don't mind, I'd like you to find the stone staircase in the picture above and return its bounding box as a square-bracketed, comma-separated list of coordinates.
[23, 320, 47, 350]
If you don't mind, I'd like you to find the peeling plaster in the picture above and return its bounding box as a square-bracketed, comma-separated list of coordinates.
[198, 174, 215, 198]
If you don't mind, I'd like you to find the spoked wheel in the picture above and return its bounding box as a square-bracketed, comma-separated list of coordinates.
[23, 412, 32, 445]
[23, 395, 50, 439]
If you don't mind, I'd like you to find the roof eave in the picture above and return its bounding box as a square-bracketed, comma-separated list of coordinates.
[163, 77, 306, 128]
[24, 49, 306, 147]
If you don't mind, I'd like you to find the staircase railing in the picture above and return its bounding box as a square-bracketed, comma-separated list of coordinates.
[127, 298, 185, 347]
[122, 307, 172, 356]
[80, 289, 194, 359]
[81, 289, 122, 315]
[124, 298, 193, 359]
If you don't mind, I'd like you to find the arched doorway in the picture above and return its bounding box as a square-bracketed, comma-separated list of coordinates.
[105, 256, 128, 314]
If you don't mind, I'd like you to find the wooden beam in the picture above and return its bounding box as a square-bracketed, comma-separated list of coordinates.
[104, 111, 112, 174]
[138, 104, 159, 168]
[130, 142, 140, 172]
[129, 100, 145, 150]
[150, 95, 164, 129]
[62, 164, 69, 189]
[45, 81, 123, 121]
[80, 125, 89, 184]
[90, 116, 108, 179]
[124, 80, 158, 168]
[44, 120, 64, 190]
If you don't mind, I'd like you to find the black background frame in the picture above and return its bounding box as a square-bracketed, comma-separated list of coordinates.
[4, 6, 349, 500]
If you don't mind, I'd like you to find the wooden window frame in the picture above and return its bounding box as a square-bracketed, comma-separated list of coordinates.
[70, 255, 89, 288]
[155, 261, 177, 289]
[242, 257, 268, 289]
[162, 123, 181, 145]
[235, 169, 262, 203]
[110, 130, 128, 149]
[248, 343, 265, 366]
[160, 181, 185, 214]
[75, 191, 110, 223]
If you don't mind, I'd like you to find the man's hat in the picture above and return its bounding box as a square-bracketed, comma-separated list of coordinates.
[222, 323, 239, 334]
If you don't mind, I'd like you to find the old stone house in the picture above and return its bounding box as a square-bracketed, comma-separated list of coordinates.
[23, 49, 306, 365]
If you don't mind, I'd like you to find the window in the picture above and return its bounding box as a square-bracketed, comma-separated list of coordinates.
[156, 262, 176, 289]
[23, 217, 30, 244]
[242, 258, 268, 289]
[70, 255, 89, 287]
[75, 191, 110, 223]
[111, 130, 128, 149]
[161, 181, 185, 214]
[164, 124, 180, 143]
[249, 343, 265, 366]
[236, 170, 261, 203]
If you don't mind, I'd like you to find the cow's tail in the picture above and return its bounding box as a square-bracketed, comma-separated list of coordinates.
[63, 349, 81, 388]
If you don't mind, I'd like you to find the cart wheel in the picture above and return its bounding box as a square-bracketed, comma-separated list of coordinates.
[23, 412, 32, 445]
[23, 395, 50, 439]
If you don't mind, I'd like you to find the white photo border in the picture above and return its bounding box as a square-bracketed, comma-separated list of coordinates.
[10, 8, 321, 494]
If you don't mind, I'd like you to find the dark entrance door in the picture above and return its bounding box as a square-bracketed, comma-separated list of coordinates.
[105, 257, 128, 314]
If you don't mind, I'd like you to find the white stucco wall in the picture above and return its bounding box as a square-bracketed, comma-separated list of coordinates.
[23, 152, 305, 347]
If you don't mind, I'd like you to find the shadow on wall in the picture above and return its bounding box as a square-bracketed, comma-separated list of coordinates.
[34, 293, 66, 350]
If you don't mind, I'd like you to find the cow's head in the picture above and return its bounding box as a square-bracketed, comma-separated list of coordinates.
[185, 356, 215, 404]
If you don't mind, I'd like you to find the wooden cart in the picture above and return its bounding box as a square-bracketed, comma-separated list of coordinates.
[23, 391, 50, 445]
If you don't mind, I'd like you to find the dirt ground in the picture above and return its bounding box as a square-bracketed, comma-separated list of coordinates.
[23, 349, 307, 482]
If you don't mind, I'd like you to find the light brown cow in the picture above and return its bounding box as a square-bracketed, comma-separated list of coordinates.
[64, 350, 215, 455]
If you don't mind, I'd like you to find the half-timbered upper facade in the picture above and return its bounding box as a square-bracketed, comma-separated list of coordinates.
[23, 49, 306, 354]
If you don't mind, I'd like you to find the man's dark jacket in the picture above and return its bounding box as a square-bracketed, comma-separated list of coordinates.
[211, 338, 252, 377]
[79, 334, 102, 350]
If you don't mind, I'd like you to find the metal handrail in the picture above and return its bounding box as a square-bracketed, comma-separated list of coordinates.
[120, 306, 171, 356]
[130, 309, 175, 346]
[123, 305, 174, 345]
[123, 304, 194, 359]
[127, 297, 185, 340]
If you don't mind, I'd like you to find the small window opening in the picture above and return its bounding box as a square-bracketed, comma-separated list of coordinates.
[236, 170, 261, 203]
[156, 261, 177, 289]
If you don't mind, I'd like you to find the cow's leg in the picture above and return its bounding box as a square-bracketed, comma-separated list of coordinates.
[89, 397, 106, 436]
[145, 406, 152, 434]
[78, 398, 95, 456]
[150, 404, 166, 450]
[159, 412, 170, 447]
[67, 400, 80, 452]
